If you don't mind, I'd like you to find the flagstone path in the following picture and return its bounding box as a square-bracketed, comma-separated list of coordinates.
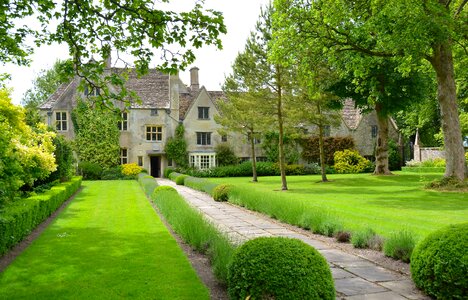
[157, 178, 429, 300]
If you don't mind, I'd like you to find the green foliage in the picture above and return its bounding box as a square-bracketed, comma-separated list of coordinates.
[121, 163, 143, 176]
[175, 175, 188, 185]
[164, 124, 188, 168]
[2, 1, 226, 106]
[300, 136, 355, 165]
[0, 177, 81, 255]
[163, 167, 175, 178]
[228, 237, 335, 300]
[333, 149, 372, 174]
[215, 143, 238, 166]
[151, 185, 177, 196]
[351, 228, 377, 249]
[141, 178, 236, 284]
[411, 223, 468, 299]
[387, 139, 402, 171]
[212, 184, 232, 202]
[183, 176, 219, 195]
[46, 134, 74, 182]
[0, 89, 56, 206]
[78, 162, 103, 180]
[425, 176, 468, 191]
[137, 173, 158, 197]
[262, 132, 300, 164]
[72, 100, 120, 169]
[383, 230, 416, 263]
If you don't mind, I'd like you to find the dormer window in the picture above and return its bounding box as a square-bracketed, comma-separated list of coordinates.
[84, 86, 100, 96]
[198, 107, 209, 120]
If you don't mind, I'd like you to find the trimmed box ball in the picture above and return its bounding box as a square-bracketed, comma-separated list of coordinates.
[227, 237, 334, 300]
[411, 223, 468, 299]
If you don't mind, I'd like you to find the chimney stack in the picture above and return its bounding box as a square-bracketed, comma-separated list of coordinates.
[105, 54, 112, 68]
[190, 67, 199, 92]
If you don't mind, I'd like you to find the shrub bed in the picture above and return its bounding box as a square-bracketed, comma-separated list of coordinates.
[137, 173, 158, 197]
[0, 176, 82, 255]
[183, 176, 219, 195]
[411, 223, 468, 299]
[383, 230, 416, 262]
[137, 175, 237, 284]
[228, 237, 335, 300]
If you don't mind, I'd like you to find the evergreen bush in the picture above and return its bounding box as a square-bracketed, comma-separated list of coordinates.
[227, 237, 335, 300]
[78, 161, 103, 180]
[411, 223, 468, 299]
[175, 174, 188, 185]
[333, 149, 372, 174]
[152, 185, 176, 197]
[212, 184, 232, 202]
[215, 143, 238, 166]
[163, 167, 175, 178]
[300, 136, 355, 165]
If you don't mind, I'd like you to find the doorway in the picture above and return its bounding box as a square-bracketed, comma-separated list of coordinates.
[150, 156, 161, 177]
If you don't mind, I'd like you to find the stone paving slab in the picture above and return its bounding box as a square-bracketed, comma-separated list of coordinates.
[156, 179, 426, 299]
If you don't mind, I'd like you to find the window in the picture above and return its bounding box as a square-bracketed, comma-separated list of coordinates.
[146, 126, 163, 141]
[323, 125, 331, 137]
[118, 112, 128, 131]
[55, 111, 68, 131]
[196, 132, 211, 145]
[137, 156, 143, 167]
[198, 107, 210, 119]
[120, 148, 128, 165]
[84, 86, 100, 96]
[248, 132, 261, 144]
[221, 135, 228, 142]
[371, 125, 378, 138]
[189, 153, 216, 169]
[151, 109, 158, 116]
[168, 159, 173, 167]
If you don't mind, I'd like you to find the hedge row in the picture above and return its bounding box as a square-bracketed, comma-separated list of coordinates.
[0, 177, 82, 255]
[401, 167, 445, 173]
[300, 136, 355, 165]
[137, 174, 236, 283]
[179, 161, 322, 178]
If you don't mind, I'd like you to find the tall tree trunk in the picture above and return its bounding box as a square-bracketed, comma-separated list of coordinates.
[374, 104, 392, 175]
[317, 103, 328, 182]
[318, 125, 328, 182]
[276, 65, 288, 190]
[429, 42, 467, 180]
[250, 131, 258, 182]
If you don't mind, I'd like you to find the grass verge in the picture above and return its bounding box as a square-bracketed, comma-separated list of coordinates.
[0, 181, 209, 299]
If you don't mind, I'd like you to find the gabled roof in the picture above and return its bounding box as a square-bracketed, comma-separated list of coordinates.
[179, 87, 225, 120]
[341, 98, 363, 130]
[40, 68, 171, 110]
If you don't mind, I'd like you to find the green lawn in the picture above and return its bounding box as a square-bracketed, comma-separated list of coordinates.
[0, 181, 209, 299]
[209, 172, 468, 239]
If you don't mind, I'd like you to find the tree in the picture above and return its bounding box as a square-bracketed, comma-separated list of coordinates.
[21, 60, 72, 127]
[273, 0, 468, 180]
[2, 0, 226, 105]
[165, 123, 188, 168]
[0, 89, 56, 205]
[72, 100, 120, 169]
[329, 57, 432, 174]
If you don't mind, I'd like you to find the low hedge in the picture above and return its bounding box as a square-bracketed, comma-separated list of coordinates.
[212, 184, 233, 202]
[228, 237, 335, 300]
[137, 173, 158, 197]
[401, 167, 445, 173]
[183, 176, 219, 195]
[137, 174, 237, 284]
[411, 223, 468, 299]
[0, 176, 82, 255]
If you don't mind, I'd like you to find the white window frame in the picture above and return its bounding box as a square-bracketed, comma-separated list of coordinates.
[189, 153, 216, 170]
[146, 126, 163, 141]
[55, 111, 68, 132]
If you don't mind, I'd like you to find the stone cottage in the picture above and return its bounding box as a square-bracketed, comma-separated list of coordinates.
[40, 66, 398, 177]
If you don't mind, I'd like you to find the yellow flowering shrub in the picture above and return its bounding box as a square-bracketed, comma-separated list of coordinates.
[121, 163, 143, 176]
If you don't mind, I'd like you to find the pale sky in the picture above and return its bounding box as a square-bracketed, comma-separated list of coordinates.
[3, 0, 270, 105]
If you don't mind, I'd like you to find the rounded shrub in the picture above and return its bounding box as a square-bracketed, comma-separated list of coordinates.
[333, 149, 372, 174]
[410, 223, 468, 299]
[227, 237, 335, 300]
[78, 161, 103, 180]
[175, 174, 188, 185]
[212, 184, 232, 202]
[163, 167, 175, 178]
[151, 185, 177, 198]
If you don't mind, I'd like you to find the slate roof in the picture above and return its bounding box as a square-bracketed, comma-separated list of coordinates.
[40, 68, 171, 110]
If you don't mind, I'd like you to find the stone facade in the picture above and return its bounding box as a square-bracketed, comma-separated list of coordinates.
[40, 68, 398, 177]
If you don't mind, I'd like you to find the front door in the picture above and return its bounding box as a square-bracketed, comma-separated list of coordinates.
[150, 156, 161, 177]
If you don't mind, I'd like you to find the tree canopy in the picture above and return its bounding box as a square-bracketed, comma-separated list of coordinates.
[2, 0, 226, 104]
